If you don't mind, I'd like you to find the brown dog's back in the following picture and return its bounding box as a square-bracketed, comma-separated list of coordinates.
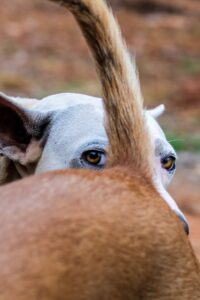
[0, 169, 199, 299]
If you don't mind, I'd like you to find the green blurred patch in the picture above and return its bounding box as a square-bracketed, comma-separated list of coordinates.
[179, 58, 200, 75]
[166, 132, 200, 152]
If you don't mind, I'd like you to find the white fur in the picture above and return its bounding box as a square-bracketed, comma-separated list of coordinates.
[0, 92, 185, 222]
[3, 92, 176, 188]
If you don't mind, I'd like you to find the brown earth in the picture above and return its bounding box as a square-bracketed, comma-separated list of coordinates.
[0, 0, 199, 258]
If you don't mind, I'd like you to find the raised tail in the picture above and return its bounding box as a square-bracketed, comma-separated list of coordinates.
[50, 0, 153, 176]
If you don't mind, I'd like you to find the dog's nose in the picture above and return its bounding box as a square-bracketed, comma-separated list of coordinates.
[177, 213, 189, 235]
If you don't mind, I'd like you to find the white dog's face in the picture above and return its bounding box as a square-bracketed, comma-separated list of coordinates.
[1, 91, 188, 229]
[146, 112, 177, 188]
[0, 92, 176, 189]
[36, 94, 176, 189]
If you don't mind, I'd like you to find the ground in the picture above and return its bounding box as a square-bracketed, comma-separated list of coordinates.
[0, 0, 199, 258]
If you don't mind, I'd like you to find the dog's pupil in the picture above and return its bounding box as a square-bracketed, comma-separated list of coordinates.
[88, 151, 99, 162]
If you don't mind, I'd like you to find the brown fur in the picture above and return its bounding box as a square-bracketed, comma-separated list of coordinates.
[0, 0, 199, 299]
[51, 0, 151, 174]
[0, 169, 200, 299]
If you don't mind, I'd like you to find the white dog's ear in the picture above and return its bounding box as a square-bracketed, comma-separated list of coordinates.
[0, 93, 49, 165]
[8, 95, 39, 109]
[148, 104, 165, 119]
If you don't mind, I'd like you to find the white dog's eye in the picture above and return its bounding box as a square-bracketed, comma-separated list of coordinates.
[82, 150, 105, 167]
[161, 155, 176, 172]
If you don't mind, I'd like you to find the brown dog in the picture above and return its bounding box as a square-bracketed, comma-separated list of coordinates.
[0, 0, 199, 299]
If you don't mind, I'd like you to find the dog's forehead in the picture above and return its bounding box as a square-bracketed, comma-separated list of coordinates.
[33, 93, 103, 112]
[35, 100, 107, 173]
[52, 102, 105, 136]
[44, 101, 106, 156]
[31, 93, 174, 157]
[34, 93, 106, 145]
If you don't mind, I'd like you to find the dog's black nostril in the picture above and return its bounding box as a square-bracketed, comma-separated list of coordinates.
[178, 214, 189, 235]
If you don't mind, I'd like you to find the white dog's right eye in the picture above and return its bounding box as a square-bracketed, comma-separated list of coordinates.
[82, 150, 105, 167]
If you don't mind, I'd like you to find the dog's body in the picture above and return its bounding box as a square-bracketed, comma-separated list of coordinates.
[0, 167, 199, 299]
[0, 0, 198, 298]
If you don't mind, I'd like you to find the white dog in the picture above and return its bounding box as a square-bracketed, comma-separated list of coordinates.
[0, 92, 176, 188]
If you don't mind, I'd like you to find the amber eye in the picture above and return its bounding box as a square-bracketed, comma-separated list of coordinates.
[161, 156, 176, 171]
[83, 150, 104, 166]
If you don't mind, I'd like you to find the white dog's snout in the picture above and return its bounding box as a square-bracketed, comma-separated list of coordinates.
[153, 177, 188, 233]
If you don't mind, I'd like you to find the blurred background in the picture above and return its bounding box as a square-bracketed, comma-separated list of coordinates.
[0, 0, 199, 257]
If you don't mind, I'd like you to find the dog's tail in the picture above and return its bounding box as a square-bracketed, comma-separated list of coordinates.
[50, 0, 153, 176]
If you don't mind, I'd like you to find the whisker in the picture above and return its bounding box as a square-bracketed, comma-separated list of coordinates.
[167, 139, 185, 143]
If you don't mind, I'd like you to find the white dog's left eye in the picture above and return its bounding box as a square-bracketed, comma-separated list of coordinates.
[161, 155, 176, 172]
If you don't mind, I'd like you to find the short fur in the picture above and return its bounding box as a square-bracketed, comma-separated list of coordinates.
[0, 0, 199, 299]
[52, 0, 151, 172]
[0, 93, 176, 188]
[0, 169, 199, 299]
